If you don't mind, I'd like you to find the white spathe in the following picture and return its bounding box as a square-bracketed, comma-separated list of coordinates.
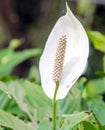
[39, 3, 89, 100]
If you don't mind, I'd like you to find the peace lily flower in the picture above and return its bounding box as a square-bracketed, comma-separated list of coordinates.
[39, 3, 89, 100]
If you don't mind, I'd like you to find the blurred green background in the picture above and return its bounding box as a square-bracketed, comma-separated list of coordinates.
[0, 0, 104, 78]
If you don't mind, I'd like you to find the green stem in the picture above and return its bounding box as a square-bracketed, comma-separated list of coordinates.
[52, 82, 59, 130]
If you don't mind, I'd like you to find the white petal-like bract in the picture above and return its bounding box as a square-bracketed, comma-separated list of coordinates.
[39, 3, 89, 100]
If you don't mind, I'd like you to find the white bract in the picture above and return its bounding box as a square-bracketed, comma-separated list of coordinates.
[39, 3, 89, 100]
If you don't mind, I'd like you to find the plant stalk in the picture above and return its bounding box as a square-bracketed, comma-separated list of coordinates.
[52, 82, 59, 130]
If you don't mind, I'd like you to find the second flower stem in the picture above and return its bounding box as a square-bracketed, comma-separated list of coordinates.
[52, 82, 59, 130]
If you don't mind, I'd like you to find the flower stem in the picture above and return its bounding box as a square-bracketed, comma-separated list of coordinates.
[52, 82, 59, 130]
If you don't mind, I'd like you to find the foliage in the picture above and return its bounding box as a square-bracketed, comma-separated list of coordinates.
[0, 47, 41, 77]
[0, 30, 105, 130]
[87, 31, 105, 53]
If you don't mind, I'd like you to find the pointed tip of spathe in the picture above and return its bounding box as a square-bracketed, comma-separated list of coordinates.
[65, 1, 69, 10]
[65, 2, 72, 16]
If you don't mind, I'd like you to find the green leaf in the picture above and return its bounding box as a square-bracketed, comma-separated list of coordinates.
[58, 78, 86, 115]
[87, 31, 105, 53]
[9, 39, 22, 49]
[95, 71, 105, 77]
[0, 48, 41, 77]
[83, 121, 97, 130]
[0, 126, 3, 130]
[0, 81, 34, 121]
[0, 83, 25, 118]
[0, 82, 11, 98]
[0, 80, 51, 126]
[22, 80, 52, 120]
[28, 66, 40, 83]
[6, 100, 27, 118]
[60, 111, 92, 130]
[0, 109, 34, 130]
[87, 97, 105, 126]
[37, 119, 51, 130]
[103, 55, 105, 74]
[102, 126, 105, 130]
[58, 85, 81, 115]
[85, 78, 105, 97]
